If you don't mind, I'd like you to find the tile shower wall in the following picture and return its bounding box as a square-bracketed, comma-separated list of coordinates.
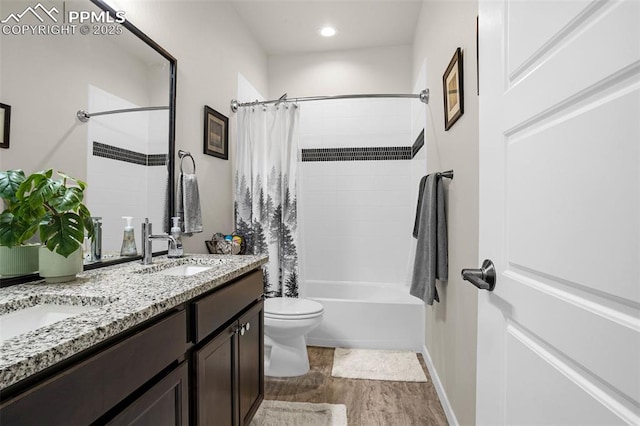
[86, 86, 166, 254]
[299, 99, 417, 286]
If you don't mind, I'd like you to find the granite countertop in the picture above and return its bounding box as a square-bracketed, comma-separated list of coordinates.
[0, 254, 268, 391]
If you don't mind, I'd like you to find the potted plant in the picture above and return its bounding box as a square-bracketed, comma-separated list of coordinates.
[1, 169, 94, 282]
[0, 170, 41, 276]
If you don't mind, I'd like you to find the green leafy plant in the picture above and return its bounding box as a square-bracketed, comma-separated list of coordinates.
[0, 169, 94, 257]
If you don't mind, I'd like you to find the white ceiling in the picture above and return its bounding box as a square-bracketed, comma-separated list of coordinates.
[230, 1, 424, 56]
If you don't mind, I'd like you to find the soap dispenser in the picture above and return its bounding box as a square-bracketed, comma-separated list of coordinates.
[168, 216, 184, 258]
[120, 216, 138, 256]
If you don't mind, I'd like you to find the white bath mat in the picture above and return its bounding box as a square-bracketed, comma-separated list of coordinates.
[331, 348, 428, 382]
[251, 400, 347, 426]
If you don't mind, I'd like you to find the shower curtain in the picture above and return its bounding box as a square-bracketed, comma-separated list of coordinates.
[235, 104, 299, 298]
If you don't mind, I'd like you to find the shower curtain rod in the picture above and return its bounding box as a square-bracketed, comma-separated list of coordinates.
[76, 106, 169, 123]
[230, 89, 429, 113]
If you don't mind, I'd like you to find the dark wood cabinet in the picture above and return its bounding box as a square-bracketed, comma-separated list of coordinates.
[195, 324, 236, 426]
[108, 362, 189, 426]
[0, 268, 264, 426]
[193, 271, 264, 426]
[237, 302, 264, 426]
[0, 309, 187, 426]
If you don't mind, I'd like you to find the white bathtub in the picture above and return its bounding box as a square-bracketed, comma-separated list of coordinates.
[305, 281, 425, 351]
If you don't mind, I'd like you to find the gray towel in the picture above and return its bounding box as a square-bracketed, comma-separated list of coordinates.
[176, 173, 203, 235]
[410, 174, 448, 305]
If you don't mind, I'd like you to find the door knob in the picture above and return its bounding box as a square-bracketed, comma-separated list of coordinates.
[461, 259, 496, 291]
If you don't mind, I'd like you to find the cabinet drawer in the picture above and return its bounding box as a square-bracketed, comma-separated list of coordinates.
[193, 270, 263, 343]
[0, 309, 187, 425]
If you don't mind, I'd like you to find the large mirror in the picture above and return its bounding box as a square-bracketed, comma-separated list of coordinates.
[0, 0, 176, 284]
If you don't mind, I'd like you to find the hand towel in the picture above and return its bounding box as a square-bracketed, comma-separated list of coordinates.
[177, 172, 203, 235]
[410, 174, 448, 305]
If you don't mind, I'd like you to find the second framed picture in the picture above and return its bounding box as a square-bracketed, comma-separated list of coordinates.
[203, 105, 228, 160]
[443, 47, 464, 131]
[0, 103, 11, 149]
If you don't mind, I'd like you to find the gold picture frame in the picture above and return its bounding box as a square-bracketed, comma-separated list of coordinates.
[443, 48, 464, 131]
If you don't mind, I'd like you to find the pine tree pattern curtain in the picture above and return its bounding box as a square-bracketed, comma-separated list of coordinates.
[235, 105, 299, 298]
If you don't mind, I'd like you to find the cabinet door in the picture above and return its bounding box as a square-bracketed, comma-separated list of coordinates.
[107, 362, 189, 426]
[237, 301, 264, 426]
[195, 324, 236, 426]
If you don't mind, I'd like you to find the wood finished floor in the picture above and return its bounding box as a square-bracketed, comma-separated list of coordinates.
[264, 347, 448, 426]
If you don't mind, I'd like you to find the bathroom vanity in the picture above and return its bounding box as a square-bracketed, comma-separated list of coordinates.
[0, 254, 267, 426]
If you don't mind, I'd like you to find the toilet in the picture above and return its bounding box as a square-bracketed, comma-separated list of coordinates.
[263, 297, 324, 377]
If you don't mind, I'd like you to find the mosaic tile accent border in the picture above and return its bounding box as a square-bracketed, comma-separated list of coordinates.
[93, 142, 167, 167]
[301, 129, 424, 162]
[302, 146, 411, 162]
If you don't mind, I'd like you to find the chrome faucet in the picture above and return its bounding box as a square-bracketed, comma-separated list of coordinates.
[141, 218, 178, 265]
[89, 217, 102, 262]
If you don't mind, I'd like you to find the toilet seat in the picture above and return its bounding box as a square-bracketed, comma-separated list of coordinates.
[264, 297, 324, 320]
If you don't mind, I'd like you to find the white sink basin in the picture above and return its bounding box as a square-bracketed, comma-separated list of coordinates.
[157, 265, 213, 277]
[0, 304, 96, 343]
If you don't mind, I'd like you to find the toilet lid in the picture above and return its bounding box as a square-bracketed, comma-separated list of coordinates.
[264, 297, 324, 317]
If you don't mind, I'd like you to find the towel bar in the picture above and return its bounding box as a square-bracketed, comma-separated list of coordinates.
[437, 170, 454, 180]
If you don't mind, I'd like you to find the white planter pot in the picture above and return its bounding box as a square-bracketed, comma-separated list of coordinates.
[38, 247, 83, 283]
[0, 244, 40, 277]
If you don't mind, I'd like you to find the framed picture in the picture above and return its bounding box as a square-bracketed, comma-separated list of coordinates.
[0, 103, 11, 149]
[203, 105, 228, 160]
[443, 48, 464, 131]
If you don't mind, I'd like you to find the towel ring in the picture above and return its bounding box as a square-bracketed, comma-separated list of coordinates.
[178, 150, 196, 174]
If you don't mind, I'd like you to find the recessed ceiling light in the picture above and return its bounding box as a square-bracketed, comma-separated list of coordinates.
[320, 27, 337, 37]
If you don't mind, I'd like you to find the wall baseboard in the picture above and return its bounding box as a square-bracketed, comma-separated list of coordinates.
[421, 344, 459, 426]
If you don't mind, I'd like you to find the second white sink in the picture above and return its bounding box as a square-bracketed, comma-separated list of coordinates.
[157, 265, 213, 277]
[0, 304, 96, 343]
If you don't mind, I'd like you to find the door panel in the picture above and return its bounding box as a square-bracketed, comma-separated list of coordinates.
[504, 328, 628, 425]
[108, 362, 189, 426]
[501, 273, 639, 402]
[196, 325, 235, 426]
[507, 0, 592, 77]
[477, 0, 640, 424]
[504, 1, 640, 129]
[507, 89, 639, 302]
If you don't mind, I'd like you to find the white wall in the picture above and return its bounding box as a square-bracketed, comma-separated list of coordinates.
[96, 1, 269, 253]
[413, 1, 480, 425]
[268, 45, 412, 98]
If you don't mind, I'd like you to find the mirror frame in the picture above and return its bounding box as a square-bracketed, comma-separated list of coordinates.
[0, 0, 177, 287]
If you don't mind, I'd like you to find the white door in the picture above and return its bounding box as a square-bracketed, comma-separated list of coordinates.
[477, 0, 640, 424]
